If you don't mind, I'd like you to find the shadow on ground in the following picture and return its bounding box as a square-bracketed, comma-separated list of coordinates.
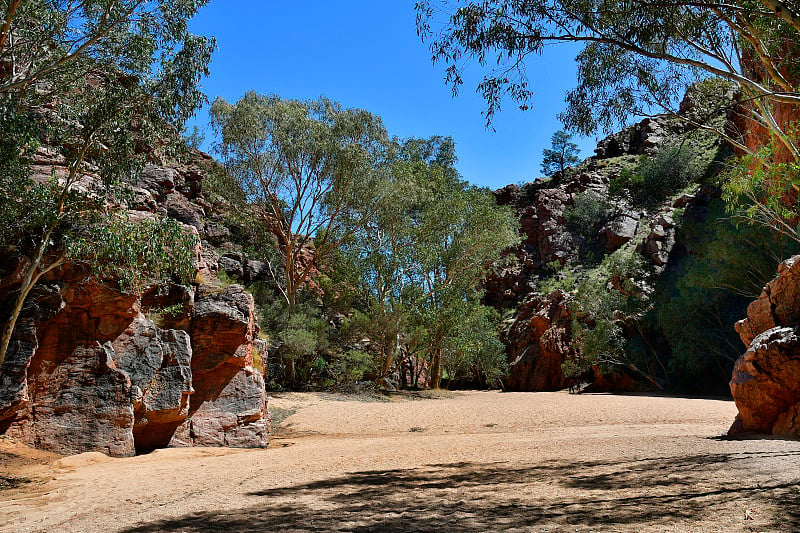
[122, 451, 800, 532]
[0, 474, 29, 490]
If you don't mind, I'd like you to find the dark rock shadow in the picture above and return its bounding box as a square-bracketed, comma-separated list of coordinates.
[121, 450, 800, 532]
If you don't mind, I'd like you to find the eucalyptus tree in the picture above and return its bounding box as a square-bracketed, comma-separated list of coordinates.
[335, 146, 416, 379]
[416, 0, 800, 237]
[210, 93, 392, 317]
[410, 164, 519, 388]
[0, 0, 214, 367]
[340, 136, 520, 388]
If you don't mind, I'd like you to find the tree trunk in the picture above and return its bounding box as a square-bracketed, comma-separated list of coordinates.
[285, 357, 296, 385]
[0, 248, 61, 368]
[430, 348, 442, 389]
[380, 337, 395, 378]
[0, 273, 36, 368]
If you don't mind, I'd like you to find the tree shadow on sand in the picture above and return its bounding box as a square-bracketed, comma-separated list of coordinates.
[122, 450, 800, 532]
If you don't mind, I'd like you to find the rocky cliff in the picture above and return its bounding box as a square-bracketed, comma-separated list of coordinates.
[0, 150, 271, 456]
[488, 83, 750, 392]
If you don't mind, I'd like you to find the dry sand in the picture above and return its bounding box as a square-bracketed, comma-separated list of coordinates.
[2, 390, 799, 532]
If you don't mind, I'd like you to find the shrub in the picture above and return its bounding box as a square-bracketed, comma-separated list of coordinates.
[638, 143, 696, 203]
[609, 167, 644, 197]
[540, 266, 578, 294]
[565, 191, 609, 239]
[328, 350, 376, 385]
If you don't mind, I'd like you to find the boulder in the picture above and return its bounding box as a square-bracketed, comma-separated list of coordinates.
[0, 281, 140, 456]
[217, 255, 245, 280]
[729, 256, 800, 438]
[0, 275, 268, 456]
[637, 212, 676, 267]
[600, 214, 638, 252]
[735, 256, 800, 346]
[729, 327, 800, 436]
[0, 285, 64, 430]
[245, 259, 270, 283]
[165, 193, 205, 232]
[109, 316, 193, 452]
[170, 367, 267, 448]
[134, 165, 175, 200]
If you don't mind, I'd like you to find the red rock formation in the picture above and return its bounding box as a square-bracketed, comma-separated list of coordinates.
[0, 276, 269, 456]
[170, 285, 268, 448]
[0, 152, 270, 456]
[1, 280, 140, 456]
[729, 256, 800, 437]
[111, 316, 194, 452]
[733, 42, 800, 165]
[735, 257, 800, 346]
[502, 291, 572, 391]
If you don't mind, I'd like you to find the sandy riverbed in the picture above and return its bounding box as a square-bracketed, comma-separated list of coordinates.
[2, 390, 799, 532]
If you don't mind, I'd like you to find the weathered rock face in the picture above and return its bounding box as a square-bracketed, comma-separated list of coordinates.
[600, 212, 638, 252]
[110, 316, 194, 452]
[487, 88, 729, 393]
[729, 256, 800, 438]
[501, 291, 573, 391]
[0, 277, 269, 456]
[169, 285, 268, 449]
[0, 150, 270, 456]
[735, 257, 800, 347]
[636, 209, 677, 268]
[0, 280, 140, 456]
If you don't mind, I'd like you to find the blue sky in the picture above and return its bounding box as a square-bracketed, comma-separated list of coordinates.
[187, 1, 600, 190]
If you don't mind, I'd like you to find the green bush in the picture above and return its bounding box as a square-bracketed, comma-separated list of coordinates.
[608, 144, 698, 205]
[540, 266, 578, 294]
[638, 143, 696, 203]
[565, 191, 609, 239]
[609, 167, 644, 197]
[328, 350, 376, 385]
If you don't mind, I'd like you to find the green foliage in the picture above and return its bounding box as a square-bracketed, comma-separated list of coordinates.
[280, 315, 325, 358]
[566, 316, 626, 378]
[440, 303, 507, 387]
[215, 269, 237, 288]
[336, 136, 521, 388]
[539, 265, 578, 295]
[607, 144, 698, 205]
[638, 143, 696, 203]
[145, 303, 186, 328]
[722, 133, 800, 243]
[182, 126, 206, 150]
[200, 160, 248, 207]
[416, 0, 798, 137]
[210, 92, 391, 314]
[0, 1, 214, 365]
[327, 350, 376, 385]
[0, 1, 215, 119]
[565, 191, 608, 240]
[609, 167, 643, 197]
[69, 211, 198, 292]
[541, 130, 580, 176]
[649, 200, 800, 392]
[562, 241, 653, 380]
